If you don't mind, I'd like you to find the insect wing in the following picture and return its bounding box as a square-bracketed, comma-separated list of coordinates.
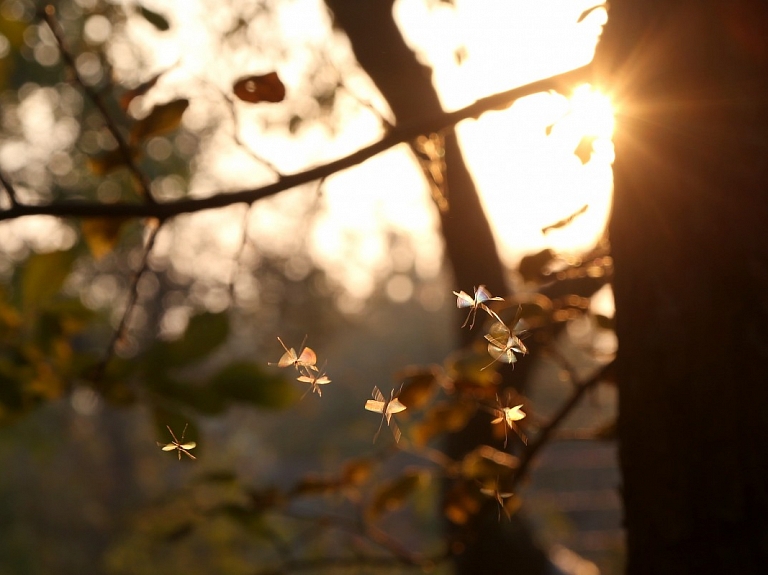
[485, 334, 517, 364]
[389, 418, 402, 443]
[510, 335, 528, 355]
[453, 290, 475, 309]
[487, 320, 511, 341]
[180, 442, 196, 450]
[386, 397, 407, 415]
[298, 373, 330, 384]
[278, 349, 298, 367]
[160, 443, 177, 451]
[365, 399, 386, 413]
[475, 285, 503, 305]
[505, 405, 526, 422]
[297, 347, 318, 370]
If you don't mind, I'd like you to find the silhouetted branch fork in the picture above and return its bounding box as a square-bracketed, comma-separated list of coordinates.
[511, 358, 615, 490]
[0, 64, 593, 222]
[0, 170, 18, 206]
[89, 222, 162, 382]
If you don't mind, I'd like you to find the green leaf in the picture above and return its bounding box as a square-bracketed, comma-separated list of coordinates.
[130, 99, 189, 144]
[138, 5, 170, 31]
[21, 250, 76, 311]
[162, 311, 229, 367]
[209, 362, 296, 409]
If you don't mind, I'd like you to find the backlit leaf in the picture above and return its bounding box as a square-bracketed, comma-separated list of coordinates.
[138, 6, 170, 31]
[395, 367, 438, 410]
[341, 458, 374, 487]
[87, 147, 139, 175]
[460, 445, 518, 483]
[81, 218, 128, 260]
[443, 479, 482, 525]
[233, 72, 286, 104]
[120, 74, 161, 109]
[443, 347, 500, 390]
[412, 400, 476, 446]
[366, 469, 429, 522]
[130, 99, 189, 144]
[594, 313, 615, 330]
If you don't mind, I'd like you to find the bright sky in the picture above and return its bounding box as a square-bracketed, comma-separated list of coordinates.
[1, 0, 613, 309]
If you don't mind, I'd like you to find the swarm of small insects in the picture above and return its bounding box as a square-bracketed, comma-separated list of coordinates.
[270, 337, 332, 398]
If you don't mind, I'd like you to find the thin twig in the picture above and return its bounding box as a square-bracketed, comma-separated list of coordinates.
[91, 221, 162, 382]
[39, 4, 157, 204]
[221, 90, 283, 175]
[511, 359, 615, 490]
[282, 510, 430, 567]
[0, 63, 593, 222]
[0, 170, 19, 207]
[227, 204, 253, 304]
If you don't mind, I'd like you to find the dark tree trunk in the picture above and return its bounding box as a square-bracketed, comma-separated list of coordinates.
[596, 1, 768, 573]
[323, 2, 549, 574]
[323, 0, 507, 316]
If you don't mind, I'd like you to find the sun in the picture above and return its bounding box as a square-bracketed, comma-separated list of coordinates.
[568, 84, 616, 140]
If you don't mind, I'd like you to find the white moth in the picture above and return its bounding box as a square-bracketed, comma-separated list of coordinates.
[482, 319, 528, 371]
[480, 485, 515, 521]
[269, 337, 318, 371]
[364, 385, 407, 443]
[491, 404, 527, 447]
[157, 423, 197, 460]
[297, 370, 331, 398]
[452, 285, 504, 329]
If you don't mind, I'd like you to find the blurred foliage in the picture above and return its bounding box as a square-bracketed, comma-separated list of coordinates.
[0, 0, 617, 572]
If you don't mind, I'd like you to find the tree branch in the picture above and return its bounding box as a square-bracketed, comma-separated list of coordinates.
[90, 221, 162, 382]
[0, 170, 19, 207]
[39, 4, 157, 204]
[511, 358, 615, 490]
[0, 64, 593, 222]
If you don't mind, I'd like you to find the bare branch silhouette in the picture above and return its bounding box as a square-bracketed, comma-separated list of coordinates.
[39, 4, 157, 204]
[1, 64, 592, 222]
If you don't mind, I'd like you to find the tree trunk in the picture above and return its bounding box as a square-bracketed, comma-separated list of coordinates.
[596, 1, 768, 572]
[323, 2, 549, 573]
[323, 0, 507, 315]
